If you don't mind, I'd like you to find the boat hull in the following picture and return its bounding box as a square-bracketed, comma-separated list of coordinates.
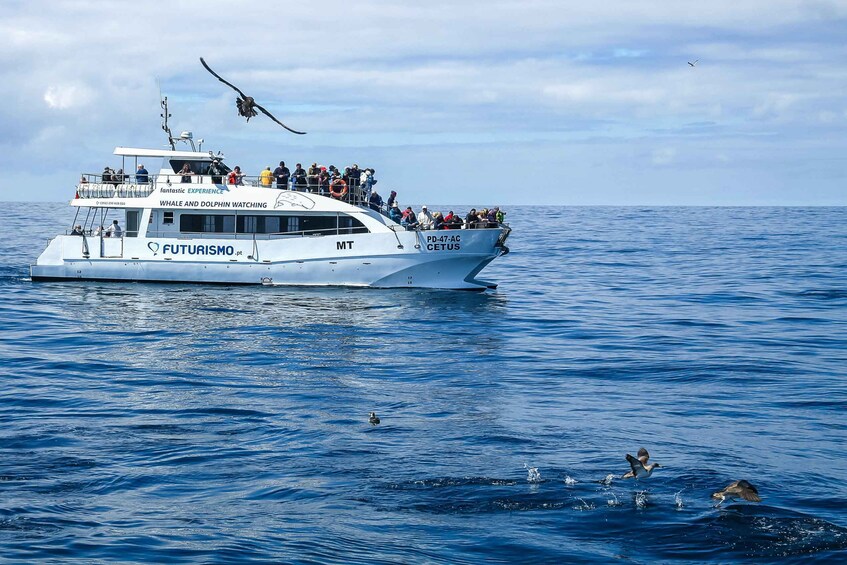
[31, 229, 507, 290]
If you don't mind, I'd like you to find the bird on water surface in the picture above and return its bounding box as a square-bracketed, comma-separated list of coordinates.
[712, 480, 761, 505]
[369, 412, 380, 425]
[622, 447, 661, 479]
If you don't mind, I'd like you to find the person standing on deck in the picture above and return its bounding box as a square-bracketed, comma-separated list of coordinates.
[273, 161, 290, 189]
[259, 167, 273, 187]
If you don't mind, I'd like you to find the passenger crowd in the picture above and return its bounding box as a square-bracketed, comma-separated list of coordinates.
[87, 159, 506, 232]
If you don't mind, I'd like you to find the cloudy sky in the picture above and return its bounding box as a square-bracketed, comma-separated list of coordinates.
[1, 0, 845, 205]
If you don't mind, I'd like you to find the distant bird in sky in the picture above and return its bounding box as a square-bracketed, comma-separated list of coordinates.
[688, 59, 699, 67]
[199, 57, 306, 135]
[712, 480, 761, 505]
[622, 447, 661, 479]
[369, 412, 380, 425]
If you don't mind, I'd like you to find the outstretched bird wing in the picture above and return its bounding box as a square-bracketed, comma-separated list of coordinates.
[734, 480, 761, 502]
[626, 453, 646, 476]
[200, 57, 250, 99]
[637, 447, 650, 465]
[253, 101, 307, 135]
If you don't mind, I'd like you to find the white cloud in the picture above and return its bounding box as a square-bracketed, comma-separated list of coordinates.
[0, 0, 845, 204]
[43, 84, 92, 109]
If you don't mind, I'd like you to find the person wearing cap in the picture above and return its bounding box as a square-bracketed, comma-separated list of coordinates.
[307, 163, 320, 193]
[388, 203, 403, 224]
[418, 205, 434, 229]
[70, 225, 84, 236]
[401, 206, 419, 230]
[273, 161, 289, 189]
[208, 159, 225, 184]
[135, 164, 149, 184]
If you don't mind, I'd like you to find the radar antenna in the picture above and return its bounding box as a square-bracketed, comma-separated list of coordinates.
[160, 95, 176, 150]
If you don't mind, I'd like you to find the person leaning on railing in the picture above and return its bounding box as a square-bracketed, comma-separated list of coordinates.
[208, 159, 224, 184]
[228, 166, 245, 185]
[260, 166, 273, 187]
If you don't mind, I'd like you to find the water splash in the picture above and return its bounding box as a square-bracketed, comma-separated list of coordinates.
[524, 464, 542, 484]
[564, 475, 577, 486]
[573, 497, 595, 511]
[606, 492, 621, 507]
[674, 490, 685, 510]
[635, 491, 648, 509]
[599, 473, 615, 487]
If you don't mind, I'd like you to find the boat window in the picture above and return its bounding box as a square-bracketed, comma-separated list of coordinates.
[163, 211, 174, 225]
[126, 210, 141, 238]
[181, 214, 369, 235]
[180, 214, 236, 233]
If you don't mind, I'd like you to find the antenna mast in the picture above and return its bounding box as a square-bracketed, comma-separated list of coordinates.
[160, 95, 176, 150]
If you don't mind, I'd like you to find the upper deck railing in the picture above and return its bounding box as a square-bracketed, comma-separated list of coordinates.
[75, 173, 371, 206]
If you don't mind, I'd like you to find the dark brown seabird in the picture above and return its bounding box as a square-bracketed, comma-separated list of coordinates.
[712, 480, 761, 505]
[199, 57, 306, 135]
[622, 447, 661, 479]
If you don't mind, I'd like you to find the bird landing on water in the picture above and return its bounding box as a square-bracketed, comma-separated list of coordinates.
[622, 447, 661, 479]
[712, 480, 761, 505]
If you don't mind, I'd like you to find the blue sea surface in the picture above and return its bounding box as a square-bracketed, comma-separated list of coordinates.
[1, 203, 846, 563]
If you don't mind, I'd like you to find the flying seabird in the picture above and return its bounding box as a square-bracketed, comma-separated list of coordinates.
[622, 447, 661, 479]
[368, 412, 380, 425]
[688, 59, 699, 67]
[712, 480, 761, 505]
[199, 57, 306, 135]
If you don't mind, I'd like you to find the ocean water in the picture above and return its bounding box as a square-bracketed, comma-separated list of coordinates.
[1, 203, 846, 563]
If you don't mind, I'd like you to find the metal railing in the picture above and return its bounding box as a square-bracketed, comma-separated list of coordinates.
[75, 173, 372, 206]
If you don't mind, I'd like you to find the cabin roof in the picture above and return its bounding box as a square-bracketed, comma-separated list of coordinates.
[113, 147, 224, 159]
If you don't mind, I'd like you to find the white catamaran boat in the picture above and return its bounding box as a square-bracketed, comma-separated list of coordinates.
[32, 135, 510, 290]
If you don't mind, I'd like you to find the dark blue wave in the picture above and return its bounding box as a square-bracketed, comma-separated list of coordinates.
[1, 205, 846, 562]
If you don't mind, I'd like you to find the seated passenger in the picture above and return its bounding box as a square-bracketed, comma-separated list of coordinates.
[102, 166, 112, 184]
[433, 212, 445, 230]
[401, 207, 418, 230]
[447, 214, 463, 229]
[388, 204, 403, 224]
[70, 225, 84, 236]
[179, 163, 194, 183]
[79, 175, 88, 184]
[496, 207, 505, 223]
[136, 164, 149, 184]
[369, 190, 383, 212]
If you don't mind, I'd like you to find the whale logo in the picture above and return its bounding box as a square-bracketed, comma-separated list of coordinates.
[274, 192, 316, 210]
[147, 242, 160, 255]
